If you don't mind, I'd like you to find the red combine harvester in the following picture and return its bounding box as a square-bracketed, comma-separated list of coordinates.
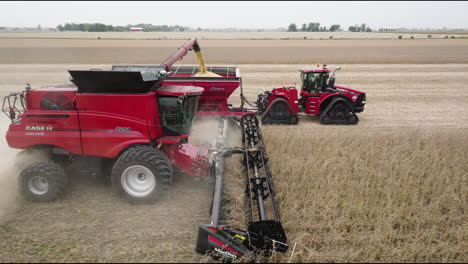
[256, 65, 366, 125]
[3, 38, 287, 262]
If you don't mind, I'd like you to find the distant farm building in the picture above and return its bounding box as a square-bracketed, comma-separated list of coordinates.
[130, 27, 143, 32]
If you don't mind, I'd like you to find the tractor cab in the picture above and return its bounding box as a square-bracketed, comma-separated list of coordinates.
[300, 66, 332, 95]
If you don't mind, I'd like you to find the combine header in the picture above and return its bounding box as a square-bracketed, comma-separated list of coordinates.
[3, 37, 288, 261]
[196, 114, 288, 261]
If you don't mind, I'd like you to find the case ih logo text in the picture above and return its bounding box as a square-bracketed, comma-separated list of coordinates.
[214, 248, 237, 259]
[25, 126, 53, 131]
[336, 88, 356, 95]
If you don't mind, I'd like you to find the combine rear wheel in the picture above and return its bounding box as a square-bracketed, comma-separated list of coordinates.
[320, 101, 358, 125]
[18, 161, 67, 202]
[111, 145, 172, 204]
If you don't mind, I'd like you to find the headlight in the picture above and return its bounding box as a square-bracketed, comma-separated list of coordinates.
[361, 100, 366, 104]
[352, 95, 357, 100]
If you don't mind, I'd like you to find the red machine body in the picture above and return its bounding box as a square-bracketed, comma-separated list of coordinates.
[266, 84, 364, 115]
[164, 65, 241, 112]
[5, 81, 214, 178]
[256, 66, 366, 125]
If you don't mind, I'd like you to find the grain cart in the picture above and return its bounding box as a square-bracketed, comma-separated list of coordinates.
[3, 37, 288, 262]
[256, 65, 366, 125]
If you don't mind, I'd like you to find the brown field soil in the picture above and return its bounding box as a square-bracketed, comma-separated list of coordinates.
[1, 38, 468, 64]
[0, 39, 467, 262]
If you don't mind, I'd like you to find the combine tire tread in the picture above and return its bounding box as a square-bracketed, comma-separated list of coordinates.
[111, 145, 172, 204]
[18, 161, 67, 202]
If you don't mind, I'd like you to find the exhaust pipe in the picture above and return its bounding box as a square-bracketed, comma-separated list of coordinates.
[328, 66, 341, 88]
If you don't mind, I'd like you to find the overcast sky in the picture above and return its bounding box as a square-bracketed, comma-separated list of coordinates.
[0, 1, 467, 29]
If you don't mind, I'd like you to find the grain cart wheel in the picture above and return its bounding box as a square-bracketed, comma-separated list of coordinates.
[111, 145, 172, 204]
[18, 161, 67, 202]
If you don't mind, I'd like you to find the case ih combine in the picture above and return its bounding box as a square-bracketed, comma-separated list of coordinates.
[3, 37, 364, 261]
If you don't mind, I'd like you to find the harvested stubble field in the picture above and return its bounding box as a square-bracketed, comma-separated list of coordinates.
[1, 38, 468, 64]
[0, 36, 467, 263]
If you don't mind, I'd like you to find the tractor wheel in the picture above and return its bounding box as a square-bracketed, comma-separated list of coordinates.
[289, 114, 299, 125]
[18, 161, 67, 202]
[319, 114, 332, 125]
[111, 145, 172, 204]
[262, 100, 297, 125]
[261, 115, 273, 125]
[320, 101, 358, 125]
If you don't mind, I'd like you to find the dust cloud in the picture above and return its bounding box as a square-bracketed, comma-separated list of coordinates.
[0, 117, 20, 223]
[190, 116, 242, 149]
[189, 116, 221, 147]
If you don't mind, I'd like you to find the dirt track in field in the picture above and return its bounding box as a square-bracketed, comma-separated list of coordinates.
[1, 63, 467, 129]
[1, 38, 468, 64]
[0, 35, 467, 263]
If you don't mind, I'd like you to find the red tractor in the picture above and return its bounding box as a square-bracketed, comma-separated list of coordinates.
[256, 65, 366, 125]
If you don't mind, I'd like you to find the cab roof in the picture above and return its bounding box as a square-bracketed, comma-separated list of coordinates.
[156, 85, 204, 96]
[300, 67, 332, 73]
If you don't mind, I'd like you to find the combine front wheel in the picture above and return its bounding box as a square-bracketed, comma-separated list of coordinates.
[111, 145, 172, 204]
[18, 161, 68, 202]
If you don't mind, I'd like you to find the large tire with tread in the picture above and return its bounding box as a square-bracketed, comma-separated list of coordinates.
[111, 145, 173, 204]
[18, 161, 67, 202]
[262, 100, 298, 125]
[320, 101, 358, 125]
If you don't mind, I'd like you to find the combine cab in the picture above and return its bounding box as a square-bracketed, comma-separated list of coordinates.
[256, 65, 366, 125]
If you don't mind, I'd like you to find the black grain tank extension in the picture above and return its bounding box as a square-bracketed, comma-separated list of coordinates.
[68, 66, 166, 94]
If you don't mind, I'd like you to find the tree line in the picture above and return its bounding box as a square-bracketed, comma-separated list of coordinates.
[56, 23, 189, 32]
[287, 22, 372, 32]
